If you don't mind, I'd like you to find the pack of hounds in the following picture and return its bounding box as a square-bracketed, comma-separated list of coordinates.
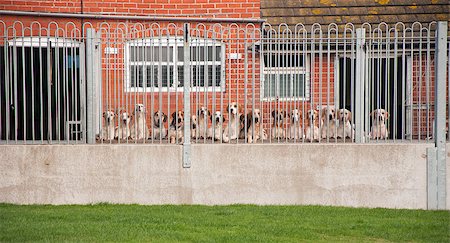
[99, 102, 390, 143]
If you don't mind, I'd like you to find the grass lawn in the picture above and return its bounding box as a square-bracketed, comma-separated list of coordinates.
[0, 204, 448, 242]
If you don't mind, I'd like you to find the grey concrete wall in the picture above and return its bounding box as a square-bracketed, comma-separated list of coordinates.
[0, 143, 444, 209]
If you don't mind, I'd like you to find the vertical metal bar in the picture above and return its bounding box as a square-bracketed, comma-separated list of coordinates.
[46, 39, 52, 143]
[183, 23, 191, 168]
[355, 28, 365, 143]
[4, 30, 10, 143]
[434, 21, 447, 210]
[86, 28, 96, 144]
[79, 41, 86, 143]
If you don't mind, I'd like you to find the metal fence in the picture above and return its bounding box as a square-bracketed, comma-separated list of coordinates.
[0, 20, 448, 144]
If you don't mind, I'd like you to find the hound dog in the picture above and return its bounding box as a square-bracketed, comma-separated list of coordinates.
[246, 108, 267, 143]
[195, 106, 211, 139]
[320, 105, 337, 139]
[115, 111, 131, 140]
[130, 104, 149, 140]
[168, 110, 184, 144]
[288, 109, 304, 140]
[370, 108, 389, 139]
[191, 114, 198, 139]
[337, 108, 354, 140]
[223, 102, 242, 142]
[305, 109, 320, 142]
[151, 111, 167, 139]
[271, 109, 287, 139]
[208, 111, 228, 142]
[100, 110, 115, 140]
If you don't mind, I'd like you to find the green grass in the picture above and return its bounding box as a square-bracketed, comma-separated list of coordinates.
[0, 204, 448, 242]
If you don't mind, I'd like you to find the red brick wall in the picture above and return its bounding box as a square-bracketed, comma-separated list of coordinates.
[1, 0, 260, 19]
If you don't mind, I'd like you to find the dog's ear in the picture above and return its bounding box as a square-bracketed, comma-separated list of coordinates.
[370, 110, 376, 119]
[208, 110, 211, 117]
[171, 111, 177, 121]
[162, 113, 167, 123]
[222, 115, 225, 123]
[226, 105, 229, 113]
[283, 110, 287, 118]
[239, 113, 246, 123]
[348, 111, 352, 122]
[197, 109, 201, 117]
[210, 114, 213, 122]
[385, 111, 389, 119]
[271, 110, 276, 118]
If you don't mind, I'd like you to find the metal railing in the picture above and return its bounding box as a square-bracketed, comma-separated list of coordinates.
[0, 20, 448, 144]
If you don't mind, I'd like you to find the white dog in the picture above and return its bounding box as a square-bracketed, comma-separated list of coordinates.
[271, 109, 286, 139]
[100, 110, 115, 140]
[288, 109, 304, 140]
[151, 111, 167, 139]
[246, 109, 267, 143]
[370, 108, 389, 139]
[320, 105, 337, 139]
[337, 108, 354, 140]
[305, 109, 320, 142]
[191, 114, 197, 139]
[223, 102, 242, 142]
[208, 111, 228, 142]
[115, 111, 131, 140]
[195, 106, 210, 139]
[130, 104, 149, 140]
[168, 110, 184, 144]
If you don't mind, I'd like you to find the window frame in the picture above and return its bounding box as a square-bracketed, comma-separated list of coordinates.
[260, 54, 311, 101]
[124, 37, 226, 93]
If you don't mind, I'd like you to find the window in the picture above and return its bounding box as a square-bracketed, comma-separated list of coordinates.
[125, 38, 225, 92]
[261, 53, 310, 100]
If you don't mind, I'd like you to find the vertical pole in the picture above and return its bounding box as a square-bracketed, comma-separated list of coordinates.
[355, 28, 366, 143]
[183, 23, 191, 168]
[434, 21, 447, 210]
[86, 28, 96, 144]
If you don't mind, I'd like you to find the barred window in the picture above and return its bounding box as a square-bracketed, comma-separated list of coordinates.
[126, 38, 224, 92]
[262, 53, 310, 100]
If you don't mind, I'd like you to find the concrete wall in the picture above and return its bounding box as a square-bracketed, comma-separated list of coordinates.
[0, 143, 447, 209]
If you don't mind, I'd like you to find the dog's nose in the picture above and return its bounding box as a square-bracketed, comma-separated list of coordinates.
[329, 114, 333, 120]
[178, 118, 182, 123]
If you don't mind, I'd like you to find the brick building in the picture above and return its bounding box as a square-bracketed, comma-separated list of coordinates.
[0, 0, 447, 142]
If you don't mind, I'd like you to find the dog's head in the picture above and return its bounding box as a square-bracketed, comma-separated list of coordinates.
[320, 106, 336, 122]
[290, 109, 302, 123]
[371, 109, 389, 124]
[227, 102, 240, 116]
[103, 111, 115, 124]
[191, 115, 197, 129]
[307, 109, 318, 125]
[171, 110, 184, 128]
[272, 109, 286, 126]
[211, 111, 225, 124]
[119, 112, 131, 125]
[337, 109, 352, 123]
[197, 106, 211, 120]
[153, 111, 167, 127]
[248, 109, 262, 124]
[134, 104, 145, 116]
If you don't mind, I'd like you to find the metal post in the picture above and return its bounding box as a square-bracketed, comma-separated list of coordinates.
[86, 28, 96, 144]
[434, 21, 447, 210]
[355, 28, 366, 143]
[183, 23, 191, 168]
